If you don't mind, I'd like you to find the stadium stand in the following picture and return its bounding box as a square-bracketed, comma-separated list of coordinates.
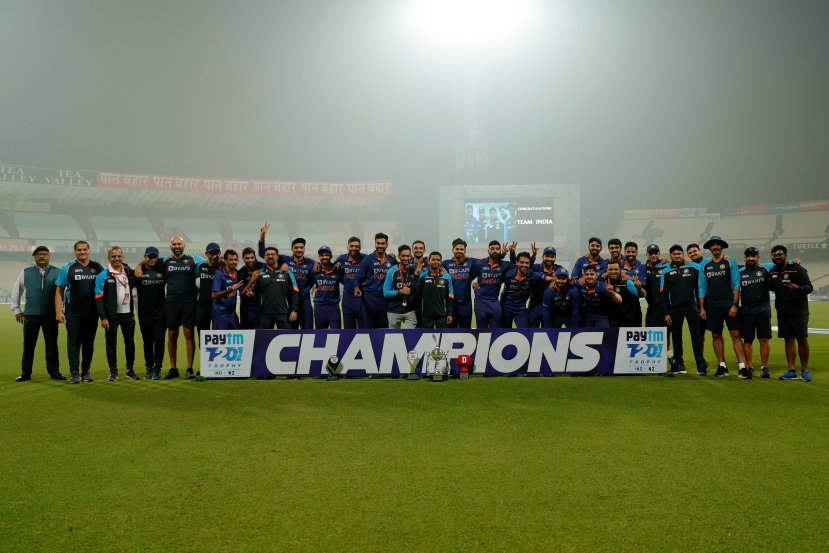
[296, 222, 354, 252]
[91, 216, 159, 243]
[646, 217, 709, 248]
[12, 212, 84, 240]
[780, 211, 829, 242]
[710, 214, 777, 244]
[164, 218, 221, 248]
[614, 219, 651, 243]
[231, 220, 288, 248]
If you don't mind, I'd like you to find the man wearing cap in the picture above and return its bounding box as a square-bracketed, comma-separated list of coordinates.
[135, 246, 166, 379]
[442, 238, 478, 329]
[542, 267, 580, 328]
[571, 237, 607, 282]
[528, 245, 563, 327]
[95, 246, 139, 382]
[195, 243, 222, 336]
[11, 246, 64, 381]
[135, 236, 205, 379]
[699, 236, 747, 377]
[768, 245, 813, 382]
[660, 244, 706, 375]
[383, 244, 419, 329]
[739, 247, 773, 379]
[312, 245, 344, 329]
[55, 240, 105, 384]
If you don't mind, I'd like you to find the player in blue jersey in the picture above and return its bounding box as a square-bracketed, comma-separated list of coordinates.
[335, 237, 365, 329]
[471, 240, 512, 329]
[443, 238, 478, 329]
[195, 243, 221, 337]
[542, 268, 581, 328]
[739, 247, 772, 379]
[55, 240, 105, 384]
[577, 265, 622, 328]
[356, 232, 398, 329]
[135, 235, 206, 379]
[698, 236, 747, 377]
[211, 250, 244, 330]
[312, 245, 344, 329]
[500, 252, 548, 328]
[571, 237, 607, 282]
[527, 246, 563, 327]
[384, 245, 419, 329]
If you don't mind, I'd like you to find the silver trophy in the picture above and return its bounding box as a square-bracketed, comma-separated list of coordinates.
[406, 350, 421, 380]
[426, 334, 449, 382]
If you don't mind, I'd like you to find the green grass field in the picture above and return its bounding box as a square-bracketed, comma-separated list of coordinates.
[1, 305, 827, 552]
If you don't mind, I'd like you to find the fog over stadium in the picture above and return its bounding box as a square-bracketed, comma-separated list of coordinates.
[1, 0, 828, 286]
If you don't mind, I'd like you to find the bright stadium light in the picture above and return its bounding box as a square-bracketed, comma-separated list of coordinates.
[408, 0, 534, 51]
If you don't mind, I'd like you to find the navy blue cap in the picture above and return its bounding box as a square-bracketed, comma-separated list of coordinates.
[144, 246, 159, 256]
[744, 247, 759, 256]
[543, 246, 557, 255]
[646, 243, 660, 253]
[554, 267, 569, 277]
[318, 245, 332, 254]
[703, 235, 729, 249]
[205, 242, 221, 253]
[669, 244, 683, 253]
[32, 245, 50, 256]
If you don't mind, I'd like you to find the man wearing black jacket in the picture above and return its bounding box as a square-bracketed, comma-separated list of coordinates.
[135, 246, 166, 379]
[94, 246, 138, 382]
[768, 245, 814, 381]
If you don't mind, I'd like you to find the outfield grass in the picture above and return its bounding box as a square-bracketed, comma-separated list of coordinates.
[1, 305, 827, 552]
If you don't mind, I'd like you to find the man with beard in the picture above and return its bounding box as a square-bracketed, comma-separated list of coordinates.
[244, 246, 299, 330]
[699, 236, 747, 378]
[500, 252, 548, 328]
[527, 246, 563, 327]
[211, 250, 244, 330]
[443, 238, 477, 329]
[335, 237, 365, 329]
[470, 240, 512, 329]
[542, 268, 581, 328]
[12, 246, 64, 382]
[644, 244, 669, 328]
[416, 252, 455, 329]
[383, 245, 419, 329]
[356, 232, 398, 329]
[686, 242, 708, 350]
[135, 235, 205, 380]
[195, 243, 221, 337]
[55, 240, 105, 384]
[768, 245, 813, 382]
[739, 247, 772, 379]
[604, 260, 641, 327]
[94, 246, 139, 382]
[258, 225, 314, 329]
[661, 244, 706, 375]
[237, 247, 266, 329]
[577, 264, 622, 328]
[311, 245, 344, 329]
[135, 246, 166, 380]
[571, 237, 607, 282]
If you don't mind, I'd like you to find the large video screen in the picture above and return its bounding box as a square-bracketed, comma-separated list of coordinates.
[463, 199, 554, 244]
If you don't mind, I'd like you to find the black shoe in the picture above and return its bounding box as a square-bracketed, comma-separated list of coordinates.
[70, 371, 81, 384]
[107, 372, 118, 382]
[738, 367, 752, 380]
[125, 370, 139, 381]
[185, 368, 195, 379]
[698, 359, 709, 371]
[15, 375, 31, 382]
[81, 372, 94, 382]
[50, 373, 67, 381]
[760, 366, 770, 379]
[164, 368, 180, 379]
[714, 366, 728, 377]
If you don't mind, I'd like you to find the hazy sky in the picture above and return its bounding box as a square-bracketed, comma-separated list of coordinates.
[2, 0, 827, 242]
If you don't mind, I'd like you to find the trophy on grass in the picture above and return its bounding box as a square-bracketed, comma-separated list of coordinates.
[325, 355, 342, 381]
[426, 334, 449, 382]
[406, 350, 421, 380]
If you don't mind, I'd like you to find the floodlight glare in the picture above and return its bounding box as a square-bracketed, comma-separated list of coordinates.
[408, 0, 534, 51]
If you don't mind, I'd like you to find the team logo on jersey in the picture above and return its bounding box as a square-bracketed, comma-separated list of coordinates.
[719, 264, 725, 269]
[683, 268, 689, 274]
[756, 271, 762, 277]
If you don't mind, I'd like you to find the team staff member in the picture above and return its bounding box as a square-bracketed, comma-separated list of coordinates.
[244, 246, 299, 330]
[442, 238, 477, 329]
[95, 246, 139, 382]
[11, 246, 64, 382]
[686, 243, 708, 351]
[55, 240, 105, 384]
[417, 251, 454, 328]
[577, 265, 622, 328]
[258, 225, 315, 328]
[212, 250, 244, 330]
[135, 246, 166, 380]
[237, 247, 266, 329]
[768, 245, 813, 382]
[384, 245, 419, 329]
[135, 236, 205, 380]
[336, 237, 366, 329]
[739, 247, 772, 379]
[698, 236, 747, 378]
[660, 244, 706, 375]
[312, 246, 344, 329]
[571, 237, 607, 281]
[195, 243, 221, 336]
[356, 232, 398, 329]
[605, 260, 641, 327]
[542, 268, 580, 328]
[644, 244, 669, 327]
[471, 240, 512, 329]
